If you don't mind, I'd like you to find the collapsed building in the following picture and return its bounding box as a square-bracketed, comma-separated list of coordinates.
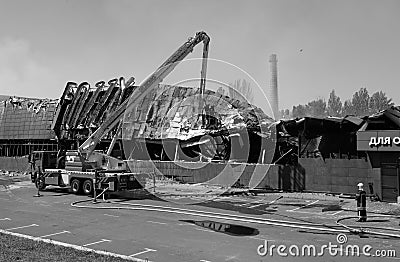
[1, 79, 399, 202]
[278, 107, 400, 202]
[0, 78, 279, 184]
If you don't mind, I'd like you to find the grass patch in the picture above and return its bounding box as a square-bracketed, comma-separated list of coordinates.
[0, 233, 129, 262]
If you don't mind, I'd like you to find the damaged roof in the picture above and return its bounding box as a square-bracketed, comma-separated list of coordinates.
[122, 84, 274, 140]
[0, 96, 57, 140]
[279, 106, 400, 138]
[0, 79, 274, 143]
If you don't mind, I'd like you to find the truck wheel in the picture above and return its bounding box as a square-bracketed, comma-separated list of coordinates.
[71, 179, 81, 194]
[35, 177, 46, 191]
[82, 179, 93, 195]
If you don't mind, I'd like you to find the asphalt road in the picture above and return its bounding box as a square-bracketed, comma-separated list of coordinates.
[1, 180, 399, 262]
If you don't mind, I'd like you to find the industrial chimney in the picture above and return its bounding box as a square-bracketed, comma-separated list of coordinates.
[268, 54, 279, 119]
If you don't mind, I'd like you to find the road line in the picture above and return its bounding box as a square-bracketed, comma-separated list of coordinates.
[235, 203, 251, 207]
[330, 210, 344, 216]
[0, 229, 142, 261]
[40, 230, 70, 238]
[129, 248, 157, 257]
[6, 224, 39, 231]
[147, 220, 167, 225]
[287, 210, 320, 214]
[0, 218, 11, 221]
[249, 203, 265, 208]
[194, 228, 214, 233]
[82, 239, 111, 247]
[200, 260, 212, 262]
[287, 200, 319, 212]
[104, 214, 120, 218]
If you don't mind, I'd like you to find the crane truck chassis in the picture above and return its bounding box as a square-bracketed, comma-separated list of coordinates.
[29, 151, 142, 195]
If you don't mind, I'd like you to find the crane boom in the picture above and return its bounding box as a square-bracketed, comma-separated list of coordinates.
[79, 31, 210, 160]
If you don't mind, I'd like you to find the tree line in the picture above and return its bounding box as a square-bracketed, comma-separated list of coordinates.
[281, 88, 394, 119]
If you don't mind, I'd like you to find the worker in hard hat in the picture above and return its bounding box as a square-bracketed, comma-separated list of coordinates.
[355, 182, 367, 222]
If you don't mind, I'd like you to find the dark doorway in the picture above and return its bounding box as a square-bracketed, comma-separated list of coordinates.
[381, 163, 399, 202]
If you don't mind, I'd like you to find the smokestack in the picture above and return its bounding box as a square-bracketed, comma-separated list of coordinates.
[268, 54, 279, 119]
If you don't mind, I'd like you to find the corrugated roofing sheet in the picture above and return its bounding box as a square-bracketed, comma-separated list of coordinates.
[122, 84, 274, 140]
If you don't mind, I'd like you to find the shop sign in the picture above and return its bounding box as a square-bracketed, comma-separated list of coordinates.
[357, 130, 400, 151]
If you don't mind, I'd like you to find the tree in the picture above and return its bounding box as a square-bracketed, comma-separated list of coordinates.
[369, 91, 393, 114]
[307, 98, 326, 117]
[327, 90, 342, 117]
[292, 99, 326, 118]
[342, 99, 354, 116]
[292, 104, 307, 118]
[279, 109, 291, 119]
[228, 79, 254, 104]
[351, 88, 370, 116]
[284, 109, 290, 118]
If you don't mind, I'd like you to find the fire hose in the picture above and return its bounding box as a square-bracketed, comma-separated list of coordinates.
[71, 198, 400, 238]
[336, 215, 400, 238]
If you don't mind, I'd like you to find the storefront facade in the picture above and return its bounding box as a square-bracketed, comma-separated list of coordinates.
[357, 130, 400, 202]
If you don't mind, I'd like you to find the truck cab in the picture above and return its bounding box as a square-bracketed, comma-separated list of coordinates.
[29, 151, 59, 183]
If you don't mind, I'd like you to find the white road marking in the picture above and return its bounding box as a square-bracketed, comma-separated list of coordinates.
[147, 220, 167, 225]
[40, 230, 70, 238]
[0, 229, 142, 261]
[287, 210, 320, 214]
[194, 228, 214, 233]
[200, 260, 212, 262]
[249, 203, 265, 208]
[287, 200, 319, 212]
[0, 218, 11, 221]
[82, 239, 111, 247]
[6, 224, 39, 231]
[329, 210, 344, 216]
[235, 203, 251, 207]
[129, 248, 157, 257]
[104, 214, 120, 218]
[236, 200, 263, 207]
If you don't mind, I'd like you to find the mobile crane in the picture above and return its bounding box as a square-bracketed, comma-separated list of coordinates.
[30, 31, 210, 195]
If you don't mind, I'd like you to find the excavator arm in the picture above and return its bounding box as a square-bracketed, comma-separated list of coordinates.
[78, 31, 210, 162]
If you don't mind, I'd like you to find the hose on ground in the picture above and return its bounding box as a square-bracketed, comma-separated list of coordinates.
[71, 198, 400, 238]
[336, 215, 400, 238]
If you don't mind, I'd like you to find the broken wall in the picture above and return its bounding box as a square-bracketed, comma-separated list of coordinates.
[299, 158, 381, 197]
[126, 160, 280, 189]
[0, 156, 29, 172]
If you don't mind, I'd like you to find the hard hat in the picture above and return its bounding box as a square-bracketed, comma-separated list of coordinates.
[357, 183, 364, 187]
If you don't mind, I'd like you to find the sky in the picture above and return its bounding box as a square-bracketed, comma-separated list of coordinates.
[0, 0, 399, 116]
